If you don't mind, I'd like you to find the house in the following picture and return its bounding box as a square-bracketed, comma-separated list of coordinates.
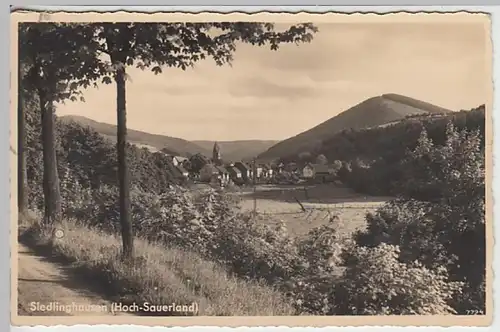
[278, 162, 285, 173]
[175, 165, 189, 178]
[245, 163, 255, 179]
[167, 155, 188, 167]
[314, 164, 331, 176]
[255, 164, 263, 178]
[260, 164, 273, 178]
[181, 159, 191, 170]
[226, 166, 243, 182]
[313, 164, 332, 182]
[234, 162, 251, 181]
[215, 166, 230, 184]
[260, 164, 269, 178]
[271, 162, 284, 174]
[302, 163, 332, 182]
[302, 163, 315, 179]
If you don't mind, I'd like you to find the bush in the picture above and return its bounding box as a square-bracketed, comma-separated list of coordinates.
[352, 123, 485, 314]
[334, 243, 464, 315]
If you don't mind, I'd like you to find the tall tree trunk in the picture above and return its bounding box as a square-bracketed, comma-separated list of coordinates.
[38, 89, 62, 223]
[18, 64, 28, 213]
[115, 64, 133, 260]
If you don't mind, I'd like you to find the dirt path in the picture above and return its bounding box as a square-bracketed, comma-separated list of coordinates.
[17, 243, 131, 317]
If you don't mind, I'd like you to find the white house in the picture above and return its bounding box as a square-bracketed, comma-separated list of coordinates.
[215, 166, 230, 184]
[172, 156, 188, 167]
[255, 165, 263, 178]
[302, 163, 315, 179]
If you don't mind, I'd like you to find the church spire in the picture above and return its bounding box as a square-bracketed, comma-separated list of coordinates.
[212, 142, 221, 165]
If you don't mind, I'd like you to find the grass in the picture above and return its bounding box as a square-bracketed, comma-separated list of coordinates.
[18, 212, 295, 316]
[237, 184, 388, 236]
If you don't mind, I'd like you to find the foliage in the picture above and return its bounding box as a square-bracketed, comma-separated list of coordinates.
[187, 153, 210, 174]
[353, 123, 485, 313]
[298, 151, 313, 163]
[88, 23, 318, 76]
[272, 171, 300, 184]
[315, 154, 328, 165]
[334, 243, 463, 315]
[19, 23, 106, 103]
[24, 108, 183, 212]
[19, 23, 111, 222]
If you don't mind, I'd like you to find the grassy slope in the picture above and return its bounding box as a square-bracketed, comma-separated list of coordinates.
[59, 115, 210, 158]
[258, 94, 453, 160]
[18, 213, 295, 316]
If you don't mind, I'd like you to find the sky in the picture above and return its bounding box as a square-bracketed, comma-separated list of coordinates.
[55, 18, 491, 141]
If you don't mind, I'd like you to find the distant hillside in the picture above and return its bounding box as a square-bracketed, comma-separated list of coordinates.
[258, 94, 453, 160]
[59, 115, 212, 158]
[309, 105, 485, 196]
[192, 140, 279, 162]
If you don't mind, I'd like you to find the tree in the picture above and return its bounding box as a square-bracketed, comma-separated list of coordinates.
[335, 243, 463, 315]
[354, 124, 486, 313]
[19, 23, 106, 223]
[17, 49, 29, 214]
[189, 153, 210, 173]
[298, 151, 312, 163]
[331, 160, 343, 173]
[90, 22, 318, 259]
[315, 154, 328, 165]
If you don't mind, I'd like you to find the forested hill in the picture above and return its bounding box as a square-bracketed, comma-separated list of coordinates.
[26, 112, 185, 208]
[311, 105, 485, 196]
[258, 94, 453, 161]
[59, 115, 210, 157]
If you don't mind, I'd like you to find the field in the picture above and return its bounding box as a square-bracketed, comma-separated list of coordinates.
[235, 184, 392, 237]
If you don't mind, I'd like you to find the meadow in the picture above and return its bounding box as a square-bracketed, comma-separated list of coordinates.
[238, 184, 389, 237]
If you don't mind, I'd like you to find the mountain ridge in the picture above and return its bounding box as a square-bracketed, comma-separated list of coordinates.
[258, 93, 454, 161]
[59, 115, 209, 157]
[59, 115, 278, 161]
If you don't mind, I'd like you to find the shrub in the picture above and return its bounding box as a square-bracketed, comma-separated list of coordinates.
[286, 218, 348, 314]
[334, 243, 464, 315]
[353, 123, 485, 314]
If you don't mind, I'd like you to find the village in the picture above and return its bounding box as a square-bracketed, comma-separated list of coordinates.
[165, 142, 341, 187]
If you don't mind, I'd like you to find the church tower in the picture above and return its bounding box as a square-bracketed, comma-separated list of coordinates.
[212, 142, 222, 165]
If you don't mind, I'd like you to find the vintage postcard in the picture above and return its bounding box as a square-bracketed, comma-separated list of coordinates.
[10, 9, 493, 327]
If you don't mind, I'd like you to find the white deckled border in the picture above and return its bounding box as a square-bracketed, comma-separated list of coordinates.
[4, 4, 499, 332]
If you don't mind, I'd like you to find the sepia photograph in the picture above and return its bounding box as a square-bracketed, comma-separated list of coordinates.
[10, 10, 492, 327]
